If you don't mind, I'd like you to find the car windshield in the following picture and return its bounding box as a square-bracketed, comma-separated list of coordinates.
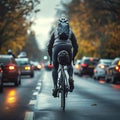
[0, 58, 10, 64]
[15, 59, 29, 65]
[83, 59, 98, 65]
[104, 61, 112, 65]
[100, 59, 113, 65]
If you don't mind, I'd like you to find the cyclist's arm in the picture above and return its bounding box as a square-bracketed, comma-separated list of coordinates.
[47, 33, 55, 61]
[71, 32, 78, 60]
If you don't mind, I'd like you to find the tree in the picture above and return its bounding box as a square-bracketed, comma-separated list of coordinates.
[58, 0, 120, 59]
[0, 0, 40, 55]
[23, 31, 43, 61]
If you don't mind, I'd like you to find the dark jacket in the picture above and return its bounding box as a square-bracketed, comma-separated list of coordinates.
[47, 30, 78, 60]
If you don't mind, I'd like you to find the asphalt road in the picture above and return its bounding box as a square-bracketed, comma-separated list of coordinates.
[0, 70, 42, 120]
[0, 69, 120, 120]
[34, 70, 120, 120]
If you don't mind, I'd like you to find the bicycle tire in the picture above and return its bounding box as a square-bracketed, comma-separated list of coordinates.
[0, 78, 3, 93]
[61, 73, 66, 111]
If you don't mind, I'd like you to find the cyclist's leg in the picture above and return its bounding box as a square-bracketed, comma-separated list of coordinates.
[65, 45, 73, 79]
[67, 64, 74, 92]
[52, 64, 58, 89]
[65, 47, 74, 92]
[52, 46, 61, 88]
[52, 46, 60, 97]
[52, 65, 59, 97]
[67, 65, 73, 79]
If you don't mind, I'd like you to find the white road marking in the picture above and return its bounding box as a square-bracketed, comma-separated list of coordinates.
[33, 92, 38, 95]
[24, 111, 34, 120]
[37, 82, 41, 86]
[27, 79, 42, 119]
[28, 100, 36, 105]
[35, 86, 40, 90]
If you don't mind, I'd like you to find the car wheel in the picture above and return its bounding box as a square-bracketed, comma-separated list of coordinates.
[105, 76, 110, 83]
[93, 76, 96, 80]
[0, 80, 3, 93]
[14, 75, 20, 86]
[97, 77, 101, 80]
[19, 75, 21, 85]
[95, 76, 99, 80]
[30, 73, 34, 78]
[79, 72, 82, 77]
[111, 76, 117, 84]
[90, 74, 93, 78]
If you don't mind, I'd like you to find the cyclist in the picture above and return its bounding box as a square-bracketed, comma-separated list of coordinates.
[7, 49, 16, 58]
[47, 16, 78, 97]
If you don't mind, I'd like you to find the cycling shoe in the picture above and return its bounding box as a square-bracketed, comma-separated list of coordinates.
[52, 88, 58, 97]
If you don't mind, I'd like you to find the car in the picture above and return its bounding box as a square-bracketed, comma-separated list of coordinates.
[0, 65, 3, 92]
[74, 59, 81, 75]
[105, 57, 120, 84]
[30, 61, 42, 70]
[44, 61, 54, 70]
[0, 55, 21, 86]
[79, 57, 99, 76]
[15, 58, 34, 78]
[17, 51, 27, 58]
[93, 59, 113, 80]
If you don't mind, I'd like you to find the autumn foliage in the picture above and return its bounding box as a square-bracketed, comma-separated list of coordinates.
[0, 0, 40, 57]
[60, 0, 120, 59]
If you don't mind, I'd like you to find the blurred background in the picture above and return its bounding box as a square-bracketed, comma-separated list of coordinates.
[0, 0, 120, 63]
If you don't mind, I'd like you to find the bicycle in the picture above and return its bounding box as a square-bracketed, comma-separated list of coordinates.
[51, 50, 74, 111]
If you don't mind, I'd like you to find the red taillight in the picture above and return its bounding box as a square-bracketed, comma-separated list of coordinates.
[81, 63, 87, 67]
[9, 65, 15, 70]
[48, 64, 53, 68]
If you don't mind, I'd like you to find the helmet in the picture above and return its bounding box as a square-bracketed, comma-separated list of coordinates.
[58, 16, 69, 24]
[8, 49, 12, 54]
[57, 50, 70, 65]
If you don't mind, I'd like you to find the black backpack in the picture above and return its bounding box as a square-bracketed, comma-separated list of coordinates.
[57, 22, 69, 40]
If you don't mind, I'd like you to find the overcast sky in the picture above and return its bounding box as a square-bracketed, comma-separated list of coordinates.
[31, 0, 61, 49]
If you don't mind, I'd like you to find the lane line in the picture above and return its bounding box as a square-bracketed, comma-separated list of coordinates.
[26, 79, 42, 120]
[37, 83, 41, 86]
[28, 100, 36, 105]
[35, 86, 40, 90]
[33, 92, 38, 96]
[24, 111, 34, 120]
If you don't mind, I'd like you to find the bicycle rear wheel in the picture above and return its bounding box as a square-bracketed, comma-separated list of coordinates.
[61, 76, 66, 111]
